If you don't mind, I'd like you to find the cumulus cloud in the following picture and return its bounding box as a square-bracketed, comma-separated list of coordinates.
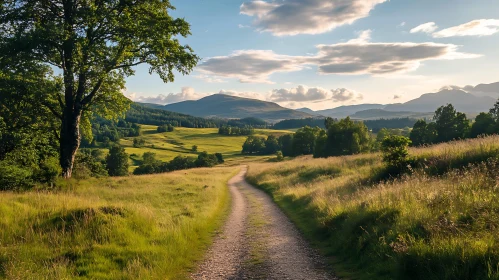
[194, 74, 226, 83]
[331, 88, 363, 103]
[131, 87, 203, 105]
[197, 50, 305, 84]
[433, 19, 499, 38]
[410, 22, 438, 34]
[198, 32, 479, 83]
[240, 0, 387, 36]
[269, 85, 329, 102]
[218, 89, 267, 100]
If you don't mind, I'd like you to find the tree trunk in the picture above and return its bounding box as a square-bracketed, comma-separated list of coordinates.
[60, 104, 82, 179]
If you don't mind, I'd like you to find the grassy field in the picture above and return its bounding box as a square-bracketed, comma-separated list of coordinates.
[247, 136, 499, 280]
[120, 126, 291, 168]
[0, 167, 239, 279]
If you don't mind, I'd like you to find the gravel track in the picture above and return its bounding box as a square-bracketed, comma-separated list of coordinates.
[192, 166, 337, 280]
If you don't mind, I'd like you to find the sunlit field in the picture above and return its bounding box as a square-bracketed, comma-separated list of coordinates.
[120, 125, 291, 168]
[0, 167, 239, 279]
[247, 136, 499, 280]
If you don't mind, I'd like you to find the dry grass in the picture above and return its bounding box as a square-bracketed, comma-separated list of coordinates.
[0, 167, 239, 279]
[247, 135, 499, 280]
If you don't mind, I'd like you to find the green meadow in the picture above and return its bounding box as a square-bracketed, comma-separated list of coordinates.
[120, 126, 291, 168]
[0, 167, 239, 279]
[247, 135, 499, 280]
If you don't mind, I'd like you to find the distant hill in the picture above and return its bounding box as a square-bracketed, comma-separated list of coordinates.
[315, 104, 386, 118]
[350, 109, 432, 120]
[146, 94, 313, 122]
[384, 89, 495, 113]
[296, 108, 322, 116]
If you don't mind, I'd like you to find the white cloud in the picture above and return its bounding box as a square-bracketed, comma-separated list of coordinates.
[269, 85, 329, 102]
[410, 22, 438, 34]
[331, 88, 363, 103]
[198, 32, 479, 83]
[433, 19, 499, 38]
[240, 0, 387, 36]
[399, 22, 406, 27]
[131, 87, 204, 105]
[238, 24, 250, 28]
[218, 89, 267, 100]
[197, 50, 306, 84]
[393, 94, 402, 99]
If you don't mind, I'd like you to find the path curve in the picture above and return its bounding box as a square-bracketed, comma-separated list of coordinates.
[192, 166, 337, 280]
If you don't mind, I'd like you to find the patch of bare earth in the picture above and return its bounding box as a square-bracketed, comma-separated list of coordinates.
[192, 167, 337, 280]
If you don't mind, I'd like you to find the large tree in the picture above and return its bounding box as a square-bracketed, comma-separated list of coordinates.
[0, 1, 199, 178]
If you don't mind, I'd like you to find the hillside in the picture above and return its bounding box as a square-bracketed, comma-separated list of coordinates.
[384, 89, 495, 113]
[247, 136, 499, 279]
[316, 104, 386, 118]
[147, 94, 313, 122]
[350, 109, 432, 120]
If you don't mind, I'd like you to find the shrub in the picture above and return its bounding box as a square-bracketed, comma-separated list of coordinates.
[157, 125, 168, 133]
[275, 151, 284, 162]
[33, 157, 61, 184]
[106, 146, 129, 176]
[0, 161, 33, 190]
[215, 153, 224, 164]
[192, 145, 198, 152]
[381, 135, 412, 172]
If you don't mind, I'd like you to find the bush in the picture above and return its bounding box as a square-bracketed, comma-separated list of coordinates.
[106, 146, 129, 176]
[33, 157, 61, 184]
[192, 145, 198, 152]
[0, 161, 33, 190]
[275, 151, 284, 162]
[381, 135, 412, 172]
[215, 153, 224, 164]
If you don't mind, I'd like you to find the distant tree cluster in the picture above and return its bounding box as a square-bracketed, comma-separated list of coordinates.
[157, 124, 175, 133]
[81, 117, 141, 148]
[218, 126, 255, 136]
[409, 102, 499, 146]
[227, 117, 268, 128]
[364, 118, 418, 133]
[133, 151, 224, 175]
[241, 135, 283, 155]
[273, 118, 326, 129]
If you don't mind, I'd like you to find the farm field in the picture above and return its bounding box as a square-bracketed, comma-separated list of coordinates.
[0, 167, 239, 279]
[247, 136, 499, 279]
[119, 125, 291, 168]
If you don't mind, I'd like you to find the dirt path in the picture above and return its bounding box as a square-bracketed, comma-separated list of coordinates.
[192, 167, 337, 280]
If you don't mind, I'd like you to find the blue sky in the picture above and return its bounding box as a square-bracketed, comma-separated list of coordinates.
[126, 0, 499, 110]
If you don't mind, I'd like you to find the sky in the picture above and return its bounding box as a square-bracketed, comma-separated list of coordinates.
[126, 0, 499, 110]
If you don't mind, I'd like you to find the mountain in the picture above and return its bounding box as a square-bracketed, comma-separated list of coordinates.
[470, 82, 499, 99]
[350, 109, 432, 120]
[316, 104, 386, 118]
[148, 94, 313, 122]
[384, 89, 495, 113]
[296, 107, 322, 116]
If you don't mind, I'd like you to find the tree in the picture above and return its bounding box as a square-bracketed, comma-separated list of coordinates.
[106, 146, 129, 177]
[470, 112, 496, 138]
[1, 1, 199, 178]
[292, 126, 323, 156]
[434, 104, 470, 143]
[195, 151, 219, 167]
[278, 134, 294, 157]
[192, 145, 198, 152]
[410, 120, 437, 146]
[242, 136, 266, 154]
[381, 135, 412, 171]
[321, 117, 371, 157]
[264, 135, 280, 155]
[157, 125, 168, 133]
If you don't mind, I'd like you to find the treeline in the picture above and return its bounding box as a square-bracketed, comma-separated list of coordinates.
[81, 117, 141, 147]
[133, 151, 224, 175]
[410, 102, 499, 146]
[272, 117, 418, 132]
[227, 117, 268, 128]
[218, 126, 255, 136]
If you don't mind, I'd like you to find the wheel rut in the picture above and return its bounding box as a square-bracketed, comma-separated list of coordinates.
[192, 166, 337, 280]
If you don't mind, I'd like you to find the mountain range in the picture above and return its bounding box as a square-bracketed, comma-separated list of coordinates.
[141, 81, 499, 122]
[141, 94, 313, 122]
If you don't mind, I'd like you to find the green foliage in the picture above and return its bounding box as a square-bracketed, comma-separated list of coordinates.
[195, 152, 219, 168]
[33, 157, 62, 185]
[192, 145, 198, 152]
[319, 117, 371, 157]
[106, 146, 129, 177]
[292, 126, 323, 156]
[218, 126, 254, 136]
[381, 135, 412, 170]
[242, 136, 266, 154]
[410, 119, 437, 146]
[434, 104, 470, 142]
[275, 151, 284, 162]
[1, 0, 199, 177]
[0, 161, 33, 190]
[264, 135, 280, 154]
[470, 112, 497, 138]
[133, 138, 146, 148]
[215, 153, 224, 164]
[278, 134, 294, 157]
[167, 156, 197, 171]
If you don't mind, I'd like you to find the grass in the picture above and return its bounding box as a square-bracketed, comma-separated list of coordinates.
[247, 135, 499, 280]
[0, 166, 239, 279]
[119, 125, 291, 169]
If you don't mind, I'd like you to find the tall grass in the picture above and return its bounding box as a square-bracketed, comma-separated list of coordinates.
[247, 135, 499, 280]
[0, 167, 238, 279]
